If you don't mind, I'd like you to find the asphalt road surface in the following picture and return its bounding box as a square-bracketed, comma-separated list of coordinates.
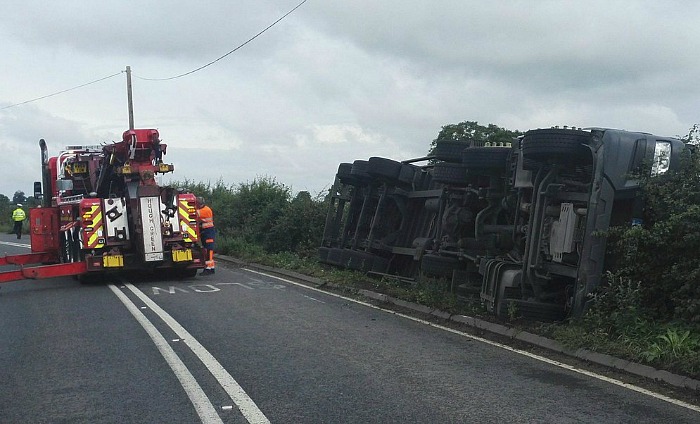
[1, 234, 699, 423]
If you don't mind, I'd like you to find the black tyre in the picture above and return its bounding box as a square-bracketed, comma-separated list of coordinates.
[336, 163, 354, 184]
[432, 141, 469, 163]
[78, 272, 106, 285]
[432, 162, 467, 185]
[521, 129, 590, 160]
[350, 160, 373, 184]
[461, 147, 511, 171]
[421, 254, 461, 278]
[367, 157, 402, 182]
[173, 268, 199, 279]
[522, 157, 541, 171]
[398, 163, 419, 186]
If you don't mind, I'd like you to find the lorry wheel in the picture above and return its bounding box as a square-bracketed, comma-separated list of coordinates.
[521, 129, 590, 160]
[432, 162, 467, 185]
[367, 157, 402, 183]
[398, 163, 419, 186]
[336, 163, 355, 184]
[350, 160, 373, 184]
[432, 141, 470, 163]
[461, 147, 511, 171]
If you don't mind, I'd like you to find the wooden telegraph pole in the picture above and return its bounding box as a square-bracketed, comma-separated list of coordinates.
[126, 66, 134, 130]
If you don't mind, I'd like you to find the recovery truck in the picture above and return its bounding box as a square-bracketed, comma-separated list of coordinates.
[319, 127, 690, 320]
[0, 128, 204, 283]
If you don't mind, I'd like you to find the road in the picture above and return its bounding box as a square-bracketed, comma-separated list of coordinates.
[1, 234, 699, 423]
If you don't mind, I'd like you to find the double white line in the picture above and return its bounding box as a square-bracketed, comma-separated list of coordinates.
[110, 283, 270, 424]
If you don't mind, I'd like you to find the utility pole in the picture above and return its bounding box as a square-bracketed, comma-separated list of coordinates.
[126, 66, 134, 130]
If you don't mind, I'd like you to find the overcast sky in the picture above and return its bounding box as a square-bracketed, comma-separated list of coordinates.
[1, 0, 699, 200]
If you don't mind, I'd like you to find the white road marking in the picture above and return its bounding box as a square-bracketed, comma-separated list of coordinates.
[301, 294, 325, 304]
[216, 282, 254, 289]
[108, 284, 223, 424]
[0, 241, 31, 249]
[242, 268, 700, 414]
[124, 282, 271, 424]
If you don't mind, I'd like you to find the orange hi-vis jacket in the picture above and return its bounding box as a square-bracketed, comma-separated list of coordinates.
[197, 205, 214, 229]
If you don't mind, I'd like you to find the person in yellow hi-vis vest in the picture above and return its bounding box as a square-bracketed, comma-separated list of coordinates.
[12, 204, 26, 239]
[196, 197, 216, 275]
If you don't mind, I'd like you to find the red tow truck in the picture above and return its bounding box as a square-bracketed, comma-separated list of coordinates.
[0, 128, 205, 283]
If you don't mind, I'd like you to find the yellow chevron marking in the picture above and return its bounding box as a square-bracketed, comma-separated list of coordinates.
[181, 221, 197, 241]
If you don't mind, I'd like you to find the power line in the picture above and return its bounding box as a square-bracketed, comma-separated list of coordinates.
[0, 0, 308, 110]
[135, 0, 308, 81]
[1, 71, 124, 110]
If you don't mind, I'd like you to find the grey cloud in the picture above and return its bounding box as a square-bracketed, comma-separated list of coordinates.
[1, 0, 698, 199]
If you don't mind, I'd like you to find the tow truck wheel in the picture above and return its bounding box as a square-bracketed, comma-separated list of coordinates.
[176, 268, 198, 279]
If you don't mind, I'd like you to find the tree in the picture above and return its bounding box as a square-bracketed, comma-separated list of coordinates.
[681, 123, 699, 146]
[12, 191, 26, 205]
[428, 120, 523, 154]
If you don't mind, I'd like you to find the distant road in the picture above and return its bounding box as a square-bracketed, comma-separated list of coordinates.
[1, 234, 698, 423]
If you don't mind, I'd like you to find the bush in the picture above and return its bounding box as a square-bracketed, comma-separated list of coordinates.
[607, 149, 700, 324]
[174, 176, 328, 257]
[264, 191, 327, 255]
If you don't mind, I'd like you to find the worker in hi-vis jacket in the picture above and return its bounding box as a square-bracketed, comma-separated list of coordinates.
[12, 204, 26, 240]
[196, 197, 216, 275]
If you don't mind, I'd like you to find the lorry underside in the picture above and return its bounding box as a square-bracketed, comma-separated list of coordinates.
[320, 127, 687, 320]
[0, 129, 204, 283]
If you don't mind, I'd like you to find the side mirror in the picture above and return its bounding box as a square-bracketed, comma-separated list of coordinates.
[33, 181, 43, 199]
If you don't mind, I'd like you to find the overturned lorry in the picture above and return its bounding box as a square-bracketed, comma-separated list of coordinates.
[319, 127, 688, 320]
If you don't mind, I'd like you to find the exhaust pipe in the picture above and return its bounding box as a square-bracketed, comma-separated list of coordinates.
[39, 139, 51, 207]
